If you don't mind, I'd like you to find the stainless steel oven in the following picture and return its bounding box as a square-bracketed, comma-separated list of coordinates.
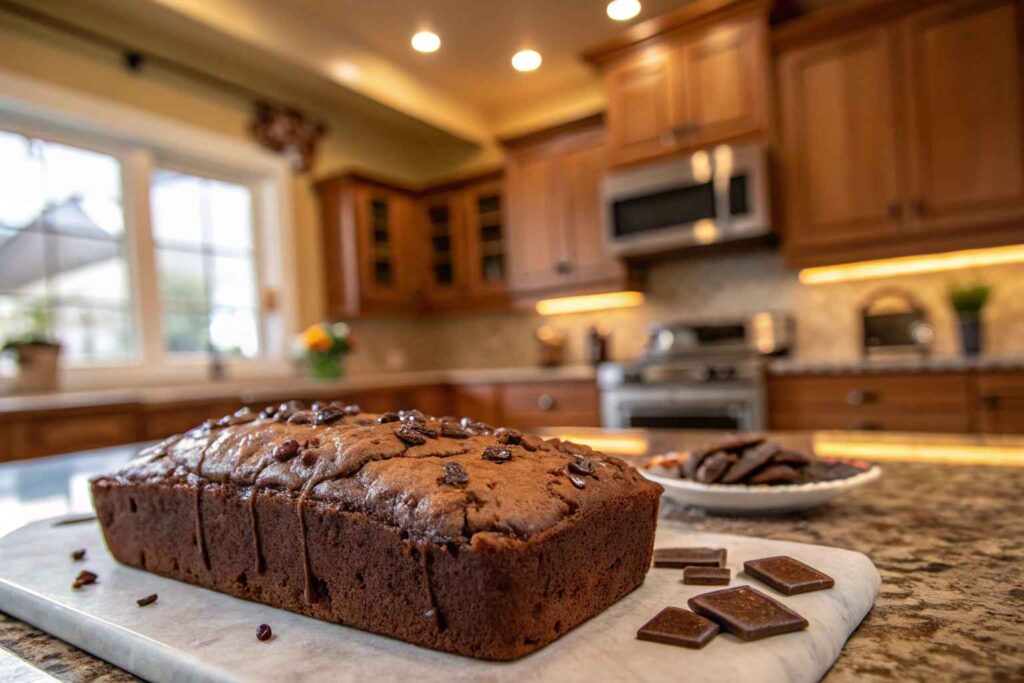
[602, 143, 770, 257]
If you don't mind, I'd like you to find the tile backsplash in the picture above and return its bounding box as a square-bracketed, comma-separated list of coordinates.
[344, 246, 1024, 375]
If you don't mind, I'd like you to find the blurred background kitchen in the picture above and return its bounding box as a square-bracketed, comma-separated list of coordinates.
[1, 0, 1023, 462]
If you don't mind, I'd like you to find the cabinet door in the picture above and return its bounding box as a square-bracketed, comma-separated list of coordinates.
[356, 187, 416, 305]
[561, 130, 625, 286]
[463, 181, 510, 297]
[900, 0, 1024, 229]
[676, 16, 768, 147]
[778, 27, 904, 253]
[976, 371, 1024, 434]
[605, 49, 676, 166]
[420, 191, 465, 305]
[506, 150, 567, 293]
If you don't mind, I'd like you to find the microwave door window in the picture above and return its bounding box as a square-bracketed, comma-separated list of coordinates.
[729, 174, 750, 216]
[611, 182, 716, 237]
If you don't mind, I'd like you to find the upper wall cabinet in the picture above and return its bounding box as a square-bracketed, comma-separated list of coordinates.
[318, 172, 507, 318]
[777, 0, 1024, 267]
[589, 1, 772, 167]
[506, 122, 626, 298]
[318, 175, 421, 318]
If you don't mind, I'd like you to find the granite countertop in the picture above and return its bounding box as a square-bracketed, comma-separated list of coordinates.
[0, 365, 598, 416]
[767, 355, 1024, 375]
[1, 431, 1023, 681]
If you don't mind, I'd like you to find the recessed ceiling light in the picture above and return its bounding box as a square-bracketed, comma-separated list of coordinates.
[411, 31, 441, 53]
[512, 49, 542, 72]
[607, 0, 642, 21]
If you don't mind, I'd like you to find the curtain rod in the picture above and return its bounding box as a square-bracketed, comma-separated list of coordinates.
[0, 0, 325, 125]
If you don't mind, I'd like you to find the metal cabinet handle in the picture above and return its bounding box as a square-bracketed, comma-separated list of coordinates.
[555, 260, 573, 275]
[847, 389, 879, 406]
[537, 394, 556, 411]
[909, 199, 924, 216]
[978, 395, 1001, 410]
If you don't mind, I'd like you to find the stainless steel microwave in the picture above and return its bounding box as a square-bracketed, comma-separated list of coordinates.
[602, 143, 770, 257]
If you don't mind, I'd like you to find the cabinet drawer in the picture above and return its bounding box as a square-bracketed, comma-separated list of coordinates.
[501, 382, 600, 429]
[16, 411, 140, 458]
[768, 372, 972, 433]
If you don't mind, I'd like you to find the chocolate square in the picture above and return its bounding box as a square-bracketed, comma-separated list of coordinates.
[653, 547, 727, 568]
[636, 607, 720, 649]
[688, 586, 809, 641]
[683, 566, 731, 586]
[743, 556, 835, 595]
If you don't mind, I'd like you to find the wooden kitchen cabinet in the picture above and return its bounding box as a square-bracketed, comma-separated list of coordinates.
[419, 189, 466, 306]
[318, 174, 421, 317]
[591, 2, 771, 167]
[768, 372, 974, 433]
[1, 406, 142, 461]
[776, 0, 1024, 267]
[506, 122, 625, 297]
[778, 27, 904, 255]
[461, 180, 509, 300]
[500, 381, 602, 430]
[974, 371, 1024, 434]
[604, 49, 676, 166]
[900, 0, 1024, 232]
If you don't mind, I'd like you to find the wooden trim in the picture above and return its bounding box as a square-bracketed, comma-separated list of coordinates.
[313, 170, 413, 195]
[498, 113, 606, 149]
[419, 168, 504, 195]
[772, 0, 949, 51]
[581, 0, 770, 66]
[315, 168, 505, 197]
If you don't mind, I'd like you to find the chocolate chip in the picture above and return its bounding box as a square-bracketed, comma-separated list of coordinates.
[272, 439, 300, 462]
[72, 570, 97, 589]
[256, 623, 273, 641]
[136, 593, 158, 607]
[440, 423, 469, 439]
[495, 428, 522, 445]
[399, 409, 426, 423]
[459, 417, 474, 428]
[568, 455, 596, 476]
[396, 424, 427, 446]
[377, 412, 400, 423]
[472, 422, 495, 435]
[482, 445, 512, 463]
[410, 422, 439, 439]
[440, 462, 469, 487]
[301, 450, 318, 467]
[568, 473, 587, 489]
[260, 404, 279, 417]
[286, 410, 316, 425]
[227, 407, 256, 425]
[314, 408, 344, 425]
[71, 549, 86, 561]
[520, 435, 542, 452]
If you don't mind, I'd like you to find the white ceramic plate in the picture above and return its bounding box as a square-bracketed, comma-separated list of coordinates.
[640, 462, 882, 515]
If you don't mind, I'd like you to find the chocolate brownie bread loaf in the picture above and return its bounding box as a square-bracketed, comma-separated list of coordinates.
[91, 402, 662, 660]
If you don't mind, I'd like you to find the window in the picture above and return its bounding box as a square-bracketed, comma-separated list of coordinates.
[151, 170, 260, 358]
[0, 130, 133, 362]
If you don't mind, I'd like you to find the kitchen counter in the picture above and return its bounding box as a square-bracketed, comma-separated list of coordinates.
[1, 430, 1023, 681]
[0, 365, 597, 416]
[767, 355, 1024, 375]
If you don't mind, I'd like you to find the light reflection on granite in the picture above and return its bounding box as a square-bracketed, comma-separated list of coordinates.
[2, 436, 1023, 681]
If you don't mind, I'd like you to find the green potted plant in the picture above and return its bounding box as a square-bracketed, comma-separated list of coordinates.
[948, 282, 991, 356]
[2, 304, 62, 393]
[296, 321, 354, 380]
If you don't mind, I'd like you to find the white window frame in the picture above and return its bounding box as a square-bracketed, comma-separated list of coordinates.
[0, 69, 298, 390]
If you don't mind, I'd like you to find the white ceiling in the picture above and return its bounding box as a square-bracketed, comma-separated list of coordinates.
[280, 0, 690, 119]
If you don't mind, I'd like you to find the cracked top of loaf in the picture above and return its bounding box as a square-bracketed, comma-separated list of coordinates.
[97, 401, 662, 545]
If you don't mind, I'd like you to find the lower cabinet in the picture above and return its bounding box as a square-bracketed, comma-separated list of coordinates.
[768, 369, 1024, 434]
[0, 380, 600, 461]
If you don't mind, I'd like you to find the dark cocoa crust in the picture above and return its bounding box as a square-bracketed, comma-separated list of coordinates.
[90, 402, 662, 660]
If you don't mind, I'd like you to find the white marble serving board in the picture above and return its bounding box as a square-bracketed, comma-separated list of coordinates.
[0, 517, 879, 683]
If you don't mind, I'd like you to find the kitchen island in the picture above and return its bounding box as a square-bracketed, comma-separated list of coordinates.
[0, 430, 1022, 681]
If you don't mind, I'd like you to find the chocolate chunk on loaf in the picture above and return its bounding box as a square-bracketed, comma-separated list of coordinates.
[91, 403, 662, 660]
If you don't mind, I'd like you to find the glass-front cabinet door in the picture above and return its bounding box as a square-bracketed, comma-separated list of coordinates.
[420, 191, 463, 303]
[356, 186, 412, 304]
[463, 180, 507, 296]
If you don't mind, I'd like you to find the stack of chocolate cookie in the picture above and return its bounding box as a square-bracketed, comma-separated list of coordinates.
[681, 437, 863, 486]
